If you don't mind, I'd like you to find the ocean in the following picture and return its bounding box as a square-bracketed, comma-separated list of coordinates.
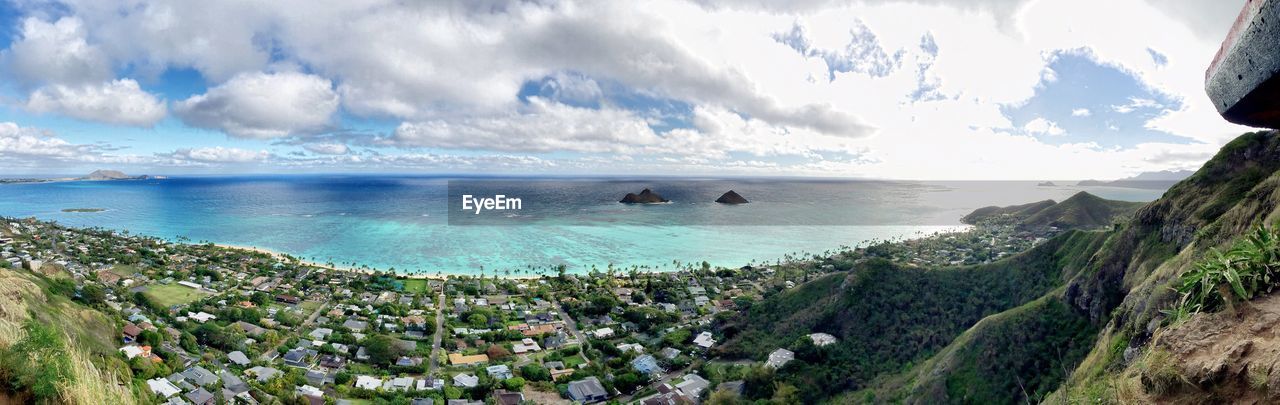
[0, 175, 1166, 275]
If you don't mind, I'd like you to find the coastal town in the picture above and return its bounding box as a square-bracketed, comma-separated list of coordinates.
[0, 214, 1062, 405]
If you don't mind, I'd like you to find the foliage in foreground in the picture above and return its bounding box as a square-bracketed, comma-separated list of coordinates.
[0, 320, 72, 402]
[1170, 223, 1280, 320]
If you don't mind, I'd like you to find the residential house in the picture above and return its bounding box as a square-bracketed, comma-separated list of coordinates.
[448, 353, 489, 366]
[245, 366, 281, 382]
[227, 351, 251, 366]
[486, 364, 513, 380]
[182, 366, 219, 387]
[493, 389, 524, 405]
[567, 377, 609, 403]
[766, 348, 794, 369]
[354, 375, 382, 390]
[632, 354, 662, 375]
[693, 332, 715, 349]
[185, 388, 215, 405]
[284, 348, 311, 367]
[146, 378, 181, 398]
[122, 323, 142, 342]
[453, 373, 480, 388]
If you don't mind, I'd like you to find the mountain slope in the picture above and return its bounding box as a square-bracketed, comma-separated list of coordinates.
[853, 130, 1280, 404]
[714, 229, 1109, 402]
[962, 192, 1143, 230]
[961, 199, 1057, 225]
[1022, 192, 1144, 229]
[0, 269, 138, 404]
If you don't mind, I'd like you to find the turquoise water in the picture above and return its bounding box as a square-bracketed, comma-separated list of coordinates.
[0, 176, 1165, 275]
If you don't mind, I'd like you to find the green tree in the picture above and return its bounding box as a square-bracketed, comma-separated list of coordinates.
[771, 382, 800, 405]
[519, 364, 551, 382]
[707, 389, 742, 405]
[80, 284, 107, 306]
[503, 377, 525, 391]
[364, 335, 404, 365]
[468, 313, 488, 328]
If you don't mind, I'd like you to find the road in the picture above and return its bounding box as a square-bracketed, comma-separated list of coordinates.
[550, 300, 591, 367]
[427, 290, 446, 376]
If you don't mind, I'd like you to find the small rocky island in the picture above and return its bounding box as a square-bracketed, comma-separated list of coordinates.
[1037, 181, 1057, 187]
[715, 190, 749, 204]
[619, 188, 669, 204]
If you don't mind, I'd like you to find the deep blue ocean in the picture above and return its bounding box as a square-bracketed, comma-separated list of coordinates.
[0, 176, 1166, 275]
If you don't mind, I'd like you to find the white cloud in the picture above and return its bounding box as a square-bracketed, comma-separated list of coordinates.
[162, 147, 271, 163]
[0, 17, 111, 86]
[0, 122, 146, 167]
[1071, 108, 1091, 117]
[173, 71, 339, 139]
[388, 97, 665, 154]
[1023, 118, 1065, 135]
[302, 143, 350, 155]
[0, 0, 1258, 178]
[539, 72, 604, 104]
[1111, 97, 1161, 114]
[0, 122, 79, 158]
[27, 79, 167, 127]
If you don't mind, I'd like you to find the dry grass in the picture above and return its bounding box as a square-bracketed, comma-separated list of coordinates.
[59, 346, 136, 405]
[0, 271, 138, 405]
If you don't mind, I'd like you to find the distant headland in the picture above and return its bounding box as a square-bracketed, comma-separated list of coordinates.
[0, 169, 155, 185]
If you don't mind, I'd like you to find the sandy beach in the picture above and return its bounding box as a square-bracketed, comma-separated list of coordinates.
[209, 242, 545, 280]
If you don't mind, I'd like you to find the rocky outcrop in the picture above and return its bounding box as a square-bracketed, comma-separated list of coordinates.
[619, 188, 669, 204]
[715, 190, 748, 204]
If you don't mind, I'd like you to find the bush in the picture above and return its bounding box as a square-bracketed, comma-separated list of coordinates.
[0, 320, 74, 401]
[1172, 224, 1280, 318]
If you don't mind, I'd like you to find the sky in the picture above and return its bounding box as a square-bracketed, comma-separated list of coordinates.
[0, 0, 1255, 179]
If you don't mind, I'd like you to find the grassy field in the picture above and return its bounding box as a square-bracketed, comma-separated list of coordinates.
[144, 283, 211, 308]
[109, 264, 141, 277]
[401, 278, 428, 293]
[298, 300, 323, 314]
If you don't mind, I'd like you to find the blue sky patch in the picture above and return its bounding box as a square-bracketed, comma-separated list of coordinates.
[1001, 51, 1188, 149]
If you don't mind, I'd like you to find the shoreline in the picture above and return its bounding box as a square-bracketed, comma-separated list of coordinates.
[205, 225, 974, 281]
[208, 243, 547, 281]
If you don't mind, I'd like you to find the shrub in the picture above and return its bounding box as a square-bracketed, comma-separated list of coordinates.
[1172, 224, 1280, 318]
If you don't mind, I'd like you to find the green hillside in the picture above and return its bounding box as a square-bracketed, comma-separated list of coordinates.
[961, 199, 1057, 225]
[715, 230, 1109, 402]
[962, 192, 1143, 230]
[0, 268, 140, 404]
[721, 130, 1280, 404]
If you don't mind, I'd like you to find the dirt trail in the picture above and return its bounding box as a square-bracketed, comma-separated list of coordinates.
[1147, 293, 1280, 404]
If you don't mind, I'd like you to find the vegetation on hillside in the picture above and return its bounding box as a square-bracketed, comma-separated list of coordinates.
[962, 192, 1143, 230]
[716, 230, 1108, 402]
[1169, 223, 1280, 319]
[0, 269, 137, 404]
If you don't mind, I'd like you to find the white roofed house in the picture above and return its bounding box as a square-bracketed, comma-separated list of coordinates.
[355, 375, 382, 390]
[693, 331, 716, 349]
[590, 327, 614, 339]
[766, 348, 794, 369]
[146, 378, 182, 398]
